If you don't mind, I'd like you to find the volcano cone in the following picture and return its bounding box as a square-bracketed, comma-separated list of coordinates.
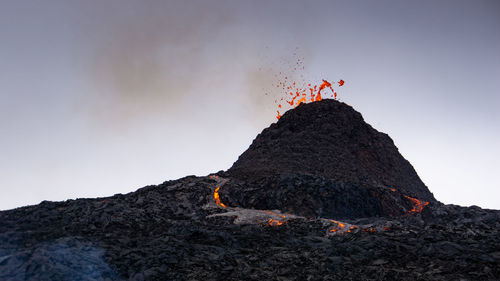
[224, 100, 435, 218]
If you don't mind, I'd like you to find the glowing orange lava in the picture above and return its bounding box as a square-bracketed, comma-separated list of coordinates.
[275, 78, 344, 120]
[270, 57, 346, 120]
[347, 225, 357, 233]
[268, 219, 286, 226]
[329, 220, 346, 232]
[213, 186, 227, 208]
[318, 79, 334, 99]
[404, 195, 429, 214]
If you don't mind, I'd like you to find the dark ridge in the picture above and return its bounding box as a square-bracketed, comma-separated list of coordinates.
[222, 175, 387, 219]
[228, 99, 435, 202]
[2, 99, 499, 280]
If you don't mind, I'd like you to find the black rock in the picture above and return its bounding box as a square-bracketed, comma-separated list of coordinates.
[1, 100, 499, 280]
[229, 100, 434, 201]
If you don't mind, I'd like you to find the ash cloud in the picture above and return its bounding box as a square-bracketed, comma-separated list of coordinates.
[241, 50, 313, 127]
[77, 0, 316, 130]
[82, 0, 235, 128]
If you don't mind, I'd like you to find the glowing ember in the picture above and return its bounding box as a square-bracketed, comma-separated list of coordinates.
[317, 79, 334, 100]
[213, 186, 227, 208]
[275, 78, 344, 120]
[271, 57, 346, 119]
[329, 220, 346, 232]
[404, 195, 429, 214]
[347, 225, 357, 233]
[268, 219, 286, 226]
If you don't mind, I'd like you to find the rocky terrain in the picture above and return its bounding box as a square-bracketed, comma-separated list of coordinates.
[1, 100, 499, 280]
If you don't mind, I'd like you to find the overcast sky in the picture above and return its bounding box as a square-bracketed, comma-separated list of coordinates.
[1, 0, 499, 210]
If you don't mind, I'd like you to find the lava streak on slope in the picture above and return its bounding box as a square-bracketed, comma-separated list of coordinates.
[213, 186, 227, 208]
[329, 220, 346, 232]
[404, 195, 429, 214]
[209, 176, 295, 227]
[328, 220, 391, 235]
[389, 188, 430, 214]
[328, 220, 358, 234]
[210, 175, 228, 208]
[209, 175, 424, 235]
[268, 219, 285, 226]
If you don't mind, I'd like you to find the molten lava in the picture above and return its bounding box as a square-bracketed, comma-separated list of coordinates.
[318, 79, 334, 99]
[268, 219, 286, 226]
[275, 78, 344, 120]
[329, 220, 346, 232]
[404, 195, 429, 214]
[213, 186, 227, 208]
[266, 55, 346, 119]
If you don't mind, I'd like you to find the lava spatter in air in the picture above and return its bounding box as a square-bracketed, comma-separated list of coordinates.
[272, 57, 345, 119]
[274, 78, 344, 120]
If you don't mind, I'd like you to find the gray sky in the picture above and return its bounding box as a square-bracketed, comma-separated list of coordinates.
[1, 0, 499, 210]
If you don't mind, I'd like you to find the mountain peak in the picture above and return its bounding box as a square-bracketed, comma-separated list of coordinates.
[228, 99, 435, 202]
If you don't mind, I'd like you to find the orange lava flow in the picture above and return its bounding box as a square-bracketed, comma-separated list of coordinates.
[268, 219, 286, 226]
[213, 186, 227, 208]
[347, 225, 357, 233]
[404, 195, 429, 214]
[329, 220, 346, 232]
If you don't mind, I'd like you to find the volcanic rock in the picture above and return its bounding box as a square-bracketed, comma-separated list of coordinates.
[229, 100, 434, 200]
[1, 99, 499, 281]
[225, 100, 435, 218]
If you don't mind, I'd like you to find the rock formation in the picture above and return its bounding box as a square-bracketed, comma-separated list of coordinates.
[1, 100, 499, 280]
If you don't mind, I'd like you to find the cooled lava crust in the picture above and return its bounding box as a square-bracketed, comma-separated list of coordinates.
[1, 99, 499, 281]
[225, 100, 435, 218]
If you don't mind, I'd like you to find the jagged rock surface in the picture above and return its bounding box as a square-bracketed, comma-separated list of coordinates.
[1, 176, 499, 281]
[229, 100, 435, 202]
[222, 174, 387, 219]
[1, 100, 499, 280]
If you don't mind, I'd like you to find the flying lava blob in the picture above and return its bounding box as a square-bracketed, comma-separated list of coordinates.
[274, 78, 345, 120]
[263, 54, 346, 119]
